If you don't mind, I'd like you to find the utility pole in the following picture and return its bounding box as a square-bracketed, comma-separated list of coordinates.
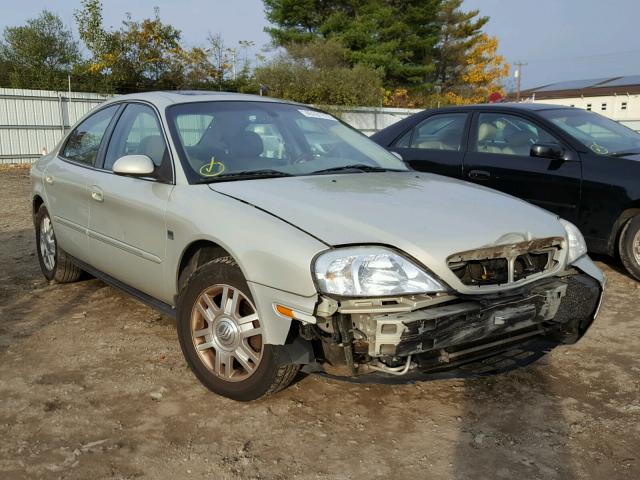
[230, 48, 237, 81]
[514, 62, 527, 101]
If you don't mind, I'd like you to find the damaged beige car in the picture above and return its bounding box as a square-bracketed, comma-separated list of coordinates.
[31, 92, 605, 401]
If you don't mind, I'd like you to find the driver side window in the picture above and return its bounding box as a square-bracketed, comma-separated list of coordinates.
[475, 113, 559, 156]
[103, 103, 169, 173]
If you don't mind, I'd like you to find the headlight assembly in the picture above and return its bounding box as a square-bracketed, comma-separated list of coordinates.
[313, 246, 445, 297]
[560, 219, 588, 264]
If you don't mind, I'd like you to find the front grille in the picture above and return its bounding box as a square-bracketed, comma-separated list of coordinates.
[447, 237, 563, 287]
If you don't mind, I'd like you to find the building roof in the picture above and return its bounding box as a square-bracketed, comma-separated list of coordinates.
[520, 75, 640, 99]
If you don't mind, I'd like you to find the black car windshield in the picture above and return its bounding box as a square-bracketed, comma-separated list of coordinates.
[539, 108, 640, 156]
[166, 101, 408, 182]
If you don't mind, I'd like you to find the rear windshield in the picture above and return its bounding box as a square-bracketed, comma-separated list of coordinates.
[165, 101, 408, 182]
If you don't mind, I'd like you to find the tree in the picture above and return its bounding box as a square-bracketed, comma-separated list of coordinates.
[444, 33, 509, 105]
[255, 39, 383, 106]
[263, 0, 442, 88]
[75, 1, 191, 91]
[0, 10, 80, 89]
[433, 0, 488, 90]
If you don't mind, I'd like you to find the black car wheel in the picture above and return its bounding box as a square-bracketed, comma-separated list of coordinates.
[176, 257, 300, 401]
[619, 215, 640, 281]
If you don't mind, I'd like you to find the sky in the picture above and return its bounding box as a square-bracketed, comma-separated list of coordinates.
[1, 0, 639, 90]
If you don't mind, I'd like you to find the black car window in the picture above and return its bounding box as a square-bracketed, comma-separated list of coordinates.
[475, 113, 560, 156]
[539, 108, 640, 156]
[394, 129, 412, 148]
[404, 113, 467, 151]
[61, 105, 119, 166]
[104, 103, 169, 171]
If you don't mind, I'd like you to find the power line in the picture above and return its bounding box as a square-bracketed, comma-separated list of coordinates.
[514, 48, 640, 65]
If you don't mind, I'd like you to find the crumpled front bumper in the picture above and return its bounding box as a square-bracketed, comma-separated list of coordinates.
[350, 257, 604, 371]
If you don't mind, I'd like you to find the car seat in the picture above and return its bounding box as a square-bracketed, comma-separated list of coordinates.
[502, 131, 533, 156]
[477, 123, 502, 153]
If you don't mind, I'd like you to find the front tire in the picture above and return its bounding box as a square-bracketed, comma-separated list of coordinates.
[177, 257, 299, 401]
[35, 205, 82, 283]
[619, 215, 640, 281]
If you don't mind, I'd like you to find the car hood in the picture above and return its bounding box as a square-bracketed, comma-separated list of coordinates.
[209, 172, 568, 293]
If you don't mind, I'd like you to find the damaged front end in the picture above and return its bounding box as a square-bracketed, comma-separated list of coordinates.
[308, 241, 604, 377]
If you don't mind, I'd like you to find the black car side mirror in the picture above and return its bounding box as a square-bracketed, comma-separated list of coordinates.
[530, 143, 565, 160]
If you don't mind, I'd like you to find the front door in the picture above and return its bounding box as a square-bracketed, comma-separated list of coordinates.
[463, 112, 582, 223]
[86, 103, 174, 303]
[44, 105, 120, 262]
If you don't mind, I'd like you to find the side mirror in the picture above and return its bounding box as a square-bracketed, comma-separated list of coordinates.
[530, 143, 565, 160]
[391, 151, 403, 161]
[112, 155, 155, 176]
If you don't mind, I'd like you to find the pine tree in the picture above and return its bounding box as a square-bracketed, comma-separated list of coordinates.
[264, 0, 442, 88]
[434, 0, 489, 90]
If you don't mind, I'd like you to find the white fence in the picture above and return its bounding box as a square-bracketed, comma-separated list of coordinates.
[0, 88, 110, 164]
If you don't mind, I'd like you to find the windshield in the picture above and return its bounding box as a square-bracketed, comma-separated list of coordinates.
[166, 101, 408, 182]
[539, 108, 640, 156]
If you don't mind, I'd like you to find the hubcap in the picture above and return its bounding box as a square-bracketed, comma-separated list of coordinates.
[40, 216, 56, 271]
[633, 230, 640, 265]
[190, 284, 263, 382]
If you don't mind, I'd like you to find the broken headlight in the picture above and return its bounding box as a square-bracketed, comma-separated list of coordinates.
[560, 219, 587, 264]
[313, 246, 445, 297]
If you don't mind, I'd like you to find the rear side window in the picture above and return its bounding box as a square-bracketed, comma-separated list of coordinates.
[396, 113, 467, 151]
[61, 105, 119, 165]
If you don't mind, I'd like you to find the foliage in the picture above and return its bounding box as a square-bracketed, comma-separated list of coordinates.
[264, 0, 442, 88]
[255, 40, 383, 106]
[0, 10, 81, 90]
[444, 34, 509, 105]
[0, 0, 509, 106]
[264, 0, 509, 106]
[75, 2, 186, 91]
[433, 0, 488, 90]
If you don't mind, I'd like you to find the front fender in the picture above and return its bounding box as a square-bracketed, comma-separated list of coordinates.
[165, 185, 327, 303]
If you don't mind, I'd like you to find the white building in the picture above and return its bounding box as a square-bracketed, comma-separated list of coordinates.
[518, 76, 640, 131]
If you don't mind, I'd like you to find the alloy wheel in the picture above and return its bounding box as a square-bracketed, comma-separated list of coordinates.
[40, 216, 56, 271]
[190, 284, 263, 382]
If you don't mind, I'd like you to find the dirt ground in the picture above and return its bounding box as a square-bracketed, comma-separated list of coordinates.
[0, 166, 639, 480]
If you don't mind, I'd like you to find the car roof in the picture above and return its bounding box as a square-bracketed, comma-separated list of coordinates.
[103, 90, 304, 108]
[425, 102, 572, 113]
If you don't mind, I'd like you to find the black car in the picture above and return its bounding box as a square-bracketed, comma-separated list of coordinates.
[371, 103, 640, 280]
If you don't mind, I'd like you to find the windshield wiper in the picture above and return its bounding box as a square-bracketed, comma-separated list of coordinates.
[195, 169, 292, 183]
[608, 150, 640, 157]
[310, 164, 404, 175]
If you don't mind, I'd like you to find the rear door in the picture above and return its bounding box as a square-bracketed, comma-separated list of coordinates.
[390, 112, 470, 178]
[44, 105, 120, 262]
[85, 102, 174, 302]
[463, 111, 582, 223]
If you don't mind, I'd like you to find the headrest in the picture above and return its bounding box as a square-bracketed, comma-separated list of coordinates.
[507, 130, 532, 147]
[478, 123, 497, 142]
[139, 135, 167, 166]
[230, 130, 264, 158]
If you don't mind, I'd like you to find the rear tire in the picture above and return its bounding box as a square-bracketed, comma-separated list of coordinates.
[35, 205, 82, 283]
[619, 215, 640, 281]
[177, 256, 299, 401]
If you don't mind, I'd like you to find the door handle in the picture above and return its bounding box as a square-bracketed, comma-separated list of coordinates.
[90, 187, 104, 203]
[468, 169, 491, 180]
[45, 175, 54, 185]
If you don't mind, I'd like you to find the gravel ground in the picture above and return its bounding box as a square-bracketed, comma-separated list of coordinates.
[1, 166, 639, 480]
